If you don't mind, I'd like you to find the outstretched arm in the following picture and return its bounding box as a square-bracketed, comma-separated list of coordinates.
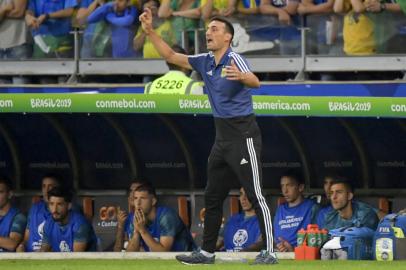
[139, 8, 192, 70]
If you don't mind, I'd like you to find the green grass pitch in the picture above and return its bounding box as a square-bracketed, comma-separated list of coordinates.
[1, 260, 406, 270]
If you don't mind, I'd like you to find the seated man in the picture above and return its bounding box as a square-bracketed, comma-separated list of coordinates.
[316, 174, 334, 228]
[322, 177, 379, 230]
[218, 187, 262, 252]
[113, 179, 147, 251]
[17, 174, 63, 252]
[144, 45, 203, 95]
[273, 170, 319, 252]
[0, 176, 26, 252]
[126, 182, 195, 251]
[40, 187, 97, 252]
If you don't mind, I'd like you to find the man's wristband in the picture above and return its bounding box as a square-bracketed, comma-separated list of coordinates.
[44, 13, 50, 21]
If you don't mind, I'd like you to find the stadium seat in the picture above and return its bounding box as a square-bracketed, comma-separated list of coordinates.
[177, 196, 190, 227]
[82, 196, 94, 221]
[229, 196, 240, 216]
[378, 197, 390, 215]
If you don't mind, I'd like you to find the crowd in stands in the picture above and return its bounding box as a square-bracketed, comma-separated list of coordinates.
[1, 0, 406, 63]
[1, 170, 400, 254]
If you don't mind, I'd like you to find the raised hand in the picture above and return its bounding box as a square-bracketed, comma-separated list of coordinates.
[116, 206, 128, 227]
[225, 59, 244, 81]
[139, 7, 153, 34]
[134, 208, 147, 234]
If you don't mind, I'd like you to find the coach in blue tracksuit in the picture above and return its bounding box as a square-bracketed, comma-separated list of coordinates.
[139, 8, 276, 265]
[39, 187, 97, 252]
[0, 176, 26, 252]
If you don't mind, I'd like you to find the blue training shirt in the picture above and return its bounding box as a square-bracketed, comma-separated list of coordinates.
[125, 206, 195, 251]
[0, 207, 26, 252]
[323, 201, 380, 231]
[43, 210, 97, 252]
[316, 204, 333, 229]
[26, 200, 51, 252]
[274, 198, 318, 247]
[223, 213, 261, 252]
[188, 47, 254, 118]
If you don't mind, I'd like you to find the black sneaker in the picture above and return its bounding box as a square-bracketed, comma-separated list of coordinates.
[175, 250, 215, 265]
[252, 250, 278, 265]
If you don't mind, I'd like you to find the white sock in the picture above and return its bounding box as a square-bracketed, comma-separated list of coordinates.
[200, 250, 215, 258]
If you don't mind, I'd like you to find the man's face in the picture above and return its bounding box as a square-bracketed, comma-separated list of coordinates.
[129, 183, 142, 201]
[0, 183, 10, 209]
[280, 176, 303, 203]
[330, 183, 353, 211]
[323, 177, 334, 199]
[115, 0, 127, 12]
[48, 196, 70, 222]
[206, 20, 231, 51]
[133, 191, 155, 215]
[239, 187, 252, 212]
[42, 178, 59, 202]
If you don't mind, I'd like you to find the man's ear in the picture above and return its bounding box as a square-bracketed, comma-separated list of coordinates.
[68, 202, 72, 210]
[225, 32, 232, 44]
[298, 184, 305, 193]
[152, 197, 157, 207]
[348, 192, 354, 201]
[8, 191, 13, 199]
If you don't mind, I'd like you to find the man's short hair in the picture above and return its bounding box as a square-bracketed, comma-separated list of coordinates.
[47, 186, 73, 203]
[209, 16, 234, 42]
[42, 173, 64, 187]
[126, 178, 150, 195]
[330, 176, 354, 193]
[0, 175, 12, 191]
[167, 45, 187, 71]
[281, 169, 305, 185]
[134, 182, 157, 198]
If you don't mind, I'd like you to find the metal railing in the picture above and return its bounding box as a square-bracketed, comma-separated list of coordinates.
[1, 14, 406, 82]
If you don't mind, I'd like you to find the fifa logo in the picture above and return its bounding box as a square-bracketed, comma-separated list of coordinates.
[379, 227, 390, 233]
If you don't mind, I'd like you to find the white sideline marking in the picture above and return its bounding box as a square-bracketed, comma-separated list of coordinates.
[0, 252, 294, 260]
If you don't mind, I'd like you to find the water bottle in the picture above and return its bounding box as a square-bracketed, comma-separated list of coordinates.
[320, 229, 329, 246]
[297, 228, 306, 246]
[306, 224, 319, 247]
